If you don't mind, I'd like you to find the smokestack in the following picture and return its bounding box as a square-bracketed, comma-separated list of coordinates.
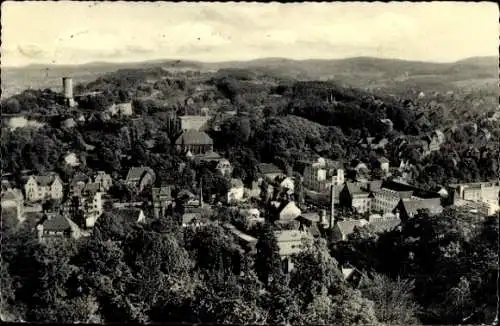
[329, 178, 335, 229]
[199, 178, 204, 208]
[319, 209, 327, 226]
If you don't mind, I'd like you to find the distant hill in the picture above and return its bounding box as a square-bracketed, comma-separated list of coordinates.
[2, 56, 497, 98]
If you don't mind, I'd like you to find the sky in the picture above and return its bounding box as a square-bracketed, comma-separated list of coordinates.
[1, 1, 498, 67]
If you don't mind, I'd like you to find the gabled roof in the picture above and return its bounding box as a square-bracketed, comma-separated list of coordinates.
[277, 201, 301, 219]
[336, 219, 369, 237]
[1, 188, 23, 201]
[378, 157, 389, 164]
[31, 174, 60, 187]
[70, 173, 90, 186]
[398, 198, 443, 215]
[83, 182, 101, 195]
[175, 130, 213, 145]
[195, 151, 222, 162]
[369, 217, 400, 233]
[298, 212, 320, 224]
[94, 171, 111, 180]
[110, 208, 144, 224]
[42, 214, 72, 232]
[257, 163, 283, 175]
[345, 182, 366, 196]
[224, 224, 258, 244]
[126, 166, 154, 183]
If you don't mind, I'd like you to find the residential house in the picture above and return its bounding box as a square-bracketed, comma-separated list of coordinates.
[339, 182, 372, 214]
[152, 186, 173, 218]
[36, 213, 82, 242]
[24, 173, 64, 202]
[69, 172, 90, 197]
[94, 171, 113, 192]
[296, 211, 327, 238]
[108, 102, 133, 116]
[175, 130, 214, 154]
[125, 166, 156, 193]
[275, 230, 313, 273]
[81, 183, 103, 228]
[68, 182, 104, 228]
[423, 130, 445, 153]
[1, 188, 24, 223]
[227, 178, 245, 204]
[215, 159, 233, 177]
[378, 157, 390, 175]
[294, 157, 344, 192]
[239, 208, 264, 225]
[181, 206, 211, 228]
[393, 198, 443, 222]
[257, 163, 284, 182]
[332, 219, 369, 241]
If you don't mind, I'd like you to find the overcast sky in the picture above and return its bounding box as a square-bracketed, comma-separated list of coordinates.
[1, 1, 498, 67]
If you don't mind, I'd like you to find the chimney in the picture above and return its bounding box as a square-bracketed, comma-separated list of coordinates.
[199, 178, 204, 208]
[329, 178, 335, 229]
[319, 209, 327, 226]
[36, 224, 44, 243]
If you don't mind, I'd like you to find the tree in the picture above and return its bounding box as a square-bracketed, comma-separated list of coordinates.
[359, 273, 420, 325]
[329, 287, 380, 326]
[188, 224, 239, 276]
[289, 238, 343, 306]
[254, 223, 282, 285]
[192, 273, 268, 324]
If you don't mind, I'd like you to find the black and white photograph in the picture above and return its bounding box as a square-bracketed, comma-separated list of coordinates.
[1, 1, 499, 324]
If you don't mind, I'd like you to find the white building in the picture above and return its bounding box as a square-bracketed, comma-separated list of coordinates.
[295, 157, 344, 192]
[24, 174, 64, 202]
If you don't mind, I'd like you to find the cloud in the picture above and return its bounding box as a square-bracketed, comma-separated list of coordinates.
[17, 43, 47, 59]
[1, 2, 497, 66]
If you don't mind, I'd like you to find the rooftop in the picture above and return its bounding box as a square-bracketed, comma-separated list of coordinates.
[257, 163, 283, 175]
[336, 219, 369, 237]
[175, 130, 213, 145]
[110, 208, 144, 224]
[32, 173, 60, 187]
[126, 166, 154, 183]
[398, 198, 443, 215]
[42, 214, 72, 232]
